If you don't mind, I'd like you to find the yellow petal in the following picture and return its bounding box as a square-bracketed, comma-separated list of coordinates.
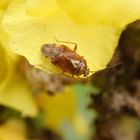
[0, 43, 38, 117]
[0, 0, 11, 10]
[120, 116, 137, 140]
[0, 0, 37, 117]
[36, 85, 95, 140]
[57, 0, 140, 28]
[3, 0, 122, 77]
[36, 87, 76, 131]
[0, 0, 16, 59]
[0, 47, 7, 86]
[0, 119, 27, 140]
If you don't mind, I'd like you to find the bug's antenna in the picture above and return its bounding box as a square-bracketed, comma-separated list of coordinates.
[34, 64, 70, 78]
[106, 61, 124, 69]
[53, 35, 59, 42]
[89, 61, 124, 73]
[34, 64, 56, 74]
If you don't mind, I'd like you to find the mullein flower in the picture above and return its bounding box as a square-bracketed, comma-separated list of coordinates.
[36, 85, 96, 140]
[0, 43, 38, 117]
[0, 118, 27, 140]
[0, 0, 140, 139]
[0, 0, 11, 10]
[0, 1, 38, 117]
[3, 0, 140, 77]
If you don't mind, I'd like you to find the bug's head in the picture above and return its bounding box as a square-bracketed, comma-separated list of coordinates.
[72, 59, 89, 77]
[77, 60, 89, 77]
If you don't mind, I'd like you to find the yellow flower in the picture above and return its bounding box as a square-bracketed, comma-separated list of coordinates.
[0, 0, 38, 117]
[0, 0, 11, 11]
[3, 0, 140, 77]
[0, 118, 27, 140]
[36, 85, 96, 140]
[56, 0, 140, 28]
[0, 43, 38, 117]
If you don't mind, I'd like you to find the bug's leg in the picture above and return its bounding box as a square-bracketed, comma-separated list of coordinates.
[61, 71, 68, 78]
[53, 36, 77, 52]
[73, 44, 77, 52]
[61, 71, 65, 75]
[83, 68, 89, 77]
[33, 64, 56, 74]
[51, 56, 56, 63]
[77, 75, 79, 78]
[71, 74, 74, 78]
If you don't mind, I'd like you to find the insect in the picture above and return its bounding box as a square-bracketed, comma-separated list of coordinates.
[41, 38, 89, 77]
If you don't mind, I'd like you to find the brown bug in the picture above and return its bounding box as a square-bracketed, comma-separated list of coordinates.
[41, 38, 89, 77]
